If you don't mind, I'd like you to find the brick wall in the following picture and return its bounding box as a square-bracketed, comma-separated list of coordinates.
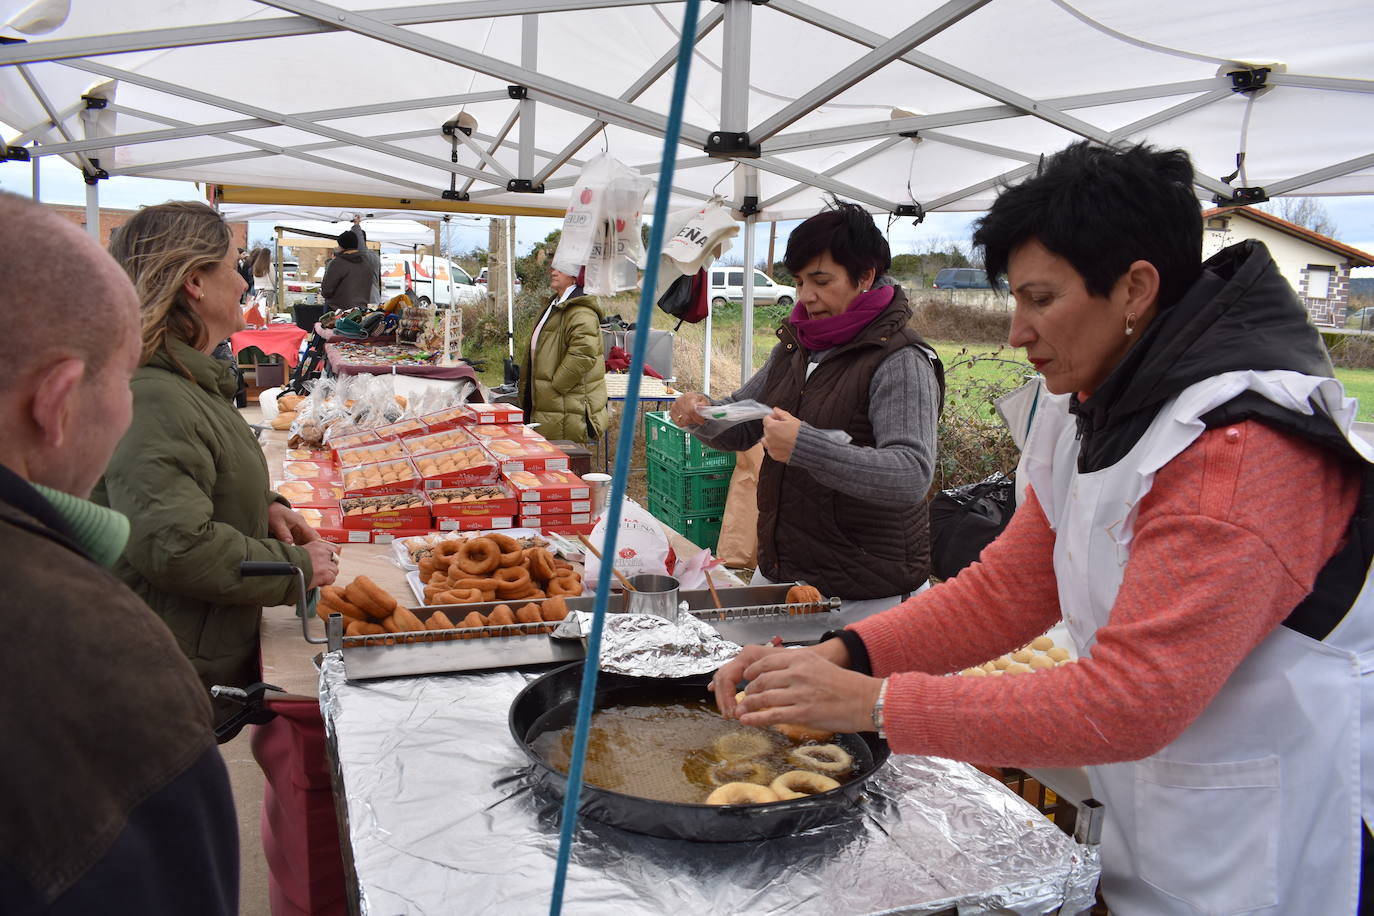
[45, 203, 248, 251]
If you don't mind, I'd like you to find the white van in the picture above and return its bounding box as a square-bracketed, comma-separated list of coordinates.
[707, 267, 795, 308]
[380, 255, 484, 308]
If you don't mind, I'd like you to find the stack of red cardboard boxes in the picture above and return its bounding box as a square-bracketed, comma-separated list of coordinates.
[273, 402, 596, 542]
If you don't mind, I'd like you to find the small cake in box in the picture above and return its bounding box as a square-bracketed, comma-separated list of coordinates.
[516, 498, 593, 516]
[428, 483, 519, 518]
[403, 428, 477, 458]
[414, 405, 470, 434]
[295, 507, 349, 543]
[436, 514, 516, 531]
[281, 460, 342, 483]
[276, 480, 345, 507]
[467, 423, 543, 440]
[339, 493, 431, 530]
[335, 439, 408, 467]
[341, 457, 421, 497]
[285, 448, 332, 461]
[413, 445, 499, 489]
[374, 418, 429, 441]
[327, 429, 380, 453]
[505, 469, 590, 502]
[461, 402, 523, 425]
[482, 437, 569, 473]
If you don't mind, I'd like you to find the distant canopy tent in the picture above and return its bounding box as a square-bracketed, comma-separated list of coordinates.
[4, 0, 1374, 383]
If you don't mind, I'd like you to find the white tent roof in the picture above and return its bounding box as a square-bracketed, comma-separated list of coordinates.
[222, 210, 453, 247]
[3, 0, 1372, 222]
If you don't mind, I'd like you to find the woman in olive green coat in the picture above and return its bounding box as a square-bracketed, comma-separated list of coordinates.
[519, 266, 609, 442]
[94, 202, 340, 729]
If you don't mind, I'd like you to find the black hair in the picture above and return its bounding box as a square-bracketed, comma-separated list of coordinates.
[971, 142, 1202, 309]
[784, 197, 890, 285]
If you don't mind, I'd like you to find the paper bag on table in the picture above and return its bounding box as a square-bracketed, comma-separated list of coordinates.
[584, 497, 676, 586]
[716, 443, 763, 569]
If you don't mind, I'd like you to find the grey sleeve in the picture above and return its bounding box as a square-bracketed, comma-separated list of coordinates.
[685, 344, 784, 452]
[786, 347, 939, 504]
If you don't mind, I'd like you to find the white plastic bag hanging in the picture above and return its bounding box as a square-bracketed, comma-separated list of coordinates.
[554, 153, 651, 296]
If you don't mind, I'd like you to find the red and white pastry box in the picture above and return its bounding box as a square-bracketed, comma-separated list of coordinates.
[427, 483, 520, 519]
[520, 514, 594, 536]
[482, 437, 569, 474]
[285, 448, 332, 462]
[281, 460, 341, 483]
[505, 469, 590, 503]
[326, 429, 380, 460]
[516, 499, 592, 516]
[403, 428, 477, 458]
[436, 514, 516, 532]
[368, 528, 432, 545]
[276, 480, 345, 507]
[340, 457, 422, 497]
[412, 445, 499, 489]
[374, 418, 429, 442]
[466, 423, 543, 440]
[461, 402, 523, 425]
[413, 405, 470, 434]
[335, 439, 409, 468]
[339, 493, 431, 531]
[295, 506, 349, 544]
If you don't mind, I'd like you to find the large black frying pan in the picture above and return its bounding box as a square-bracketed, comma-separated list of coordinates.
[509, 662, 890, 842]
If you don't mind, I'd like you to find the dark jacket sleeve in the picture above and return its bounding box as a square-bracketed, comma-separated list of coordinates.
[320, 258, 343, 300]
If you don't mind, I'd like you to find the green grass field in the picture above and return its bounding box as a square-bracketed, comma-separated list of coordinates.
[1335, 367, 1374, 422]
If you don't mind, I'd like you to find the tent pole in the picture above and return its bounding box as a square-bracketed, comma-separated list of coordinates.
[740, 211, 756, 388]
[433, 222, 439, 305]
[31, 151, 39, 201]
[703, 295, 713, 397]
[506, 216, 516, 358]
[84, 179, 99, 241]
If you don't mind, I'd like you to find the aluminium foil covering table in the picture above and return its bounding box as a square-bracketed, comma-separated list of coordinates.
[319, 653, 1099, 915]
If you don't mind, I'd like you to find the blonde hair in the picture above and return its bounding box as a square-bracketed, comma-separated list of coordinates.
[108, 201, 231, 366]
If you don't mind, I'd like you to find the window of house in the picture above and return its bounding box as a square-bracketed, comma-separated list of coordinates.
[1305, 266, 1334, 300]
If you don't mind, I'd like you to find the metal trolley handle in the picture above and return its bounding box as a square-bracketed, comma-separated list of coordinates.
[241, 561, 326, 645]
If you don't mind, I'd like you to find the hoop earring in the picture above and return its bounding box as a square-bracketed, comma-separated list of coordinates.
[1124, 312, 1137, 336]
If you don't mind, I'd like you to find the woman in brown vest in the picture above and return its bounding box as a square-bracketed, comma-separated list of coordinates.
[671, 200, 943, 623]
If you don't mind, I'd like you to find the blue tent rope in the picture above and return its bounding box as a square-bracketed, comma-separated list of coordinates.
[546, 2, 702, 913]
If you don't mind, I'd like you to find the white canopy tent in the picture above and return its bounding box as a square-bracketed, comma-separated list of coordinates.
[3, 0, 1372, 384]
[229, 213, 445, 248]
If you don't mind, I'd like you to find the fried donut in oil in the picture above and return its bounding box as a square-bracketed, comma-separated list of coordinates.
[770, 770, 840, 800]
[788, 744, 852, 775]
[708, 759, 772, 786]
[704, 783, 778, 805]
[712, 731, 772, 761]
[456, 537, 500, 575]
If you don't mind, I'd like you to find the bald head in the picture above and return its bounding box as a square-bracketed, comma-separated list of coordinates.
[0, 192, 142, 495]
[0, 192, 140, 385]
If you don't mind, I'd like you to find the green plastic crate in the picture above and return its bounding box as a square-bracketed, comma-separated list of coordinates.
[648, 497, 724, 551]
[643, 411, 736, 473]
[646, 460, 732, 514]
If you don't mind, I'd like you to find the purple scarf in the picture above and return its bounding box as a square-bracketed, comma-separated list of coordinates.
[786, 284, 895, 351]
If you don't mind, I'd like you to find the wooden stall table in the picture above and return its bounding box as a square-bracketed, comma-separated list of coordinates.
[325, 341, 478, 383]
[595, 373, 681, 472]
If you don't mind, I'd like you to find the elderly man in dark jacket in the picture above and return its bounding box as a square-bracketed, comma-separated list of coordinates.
[0, 193, 237, 914]
[321, 229, 373, 310]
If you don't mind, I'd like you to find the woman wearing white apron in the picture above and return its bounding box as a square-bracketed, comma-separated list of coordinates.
[711, 142, 1373, 914]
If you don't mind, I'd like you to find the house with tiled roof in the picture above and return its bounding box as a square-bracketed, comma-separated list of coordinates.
[1201, 207, 1374, 327]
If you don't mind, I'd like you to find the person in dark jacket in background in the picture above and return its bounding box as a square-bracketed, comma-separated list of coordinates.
[321, 229, 373, 310]
[0, 191, 238, 914]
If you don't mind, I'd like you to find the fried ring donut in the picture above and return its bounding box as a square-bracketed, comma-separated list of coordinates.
[712, 731, 773, 761]
[770, 770, 840, 800]
[525, 547, 556, 582]
[392, 605, 425, 632]
[546, 574, 582, 597]
[494, 566, 533, 597]
[708, 759, 772, 786]
[345, 576, 396, 618]
[486, 605, 516, 626]
[428, 570, 450, 586]
[345, 619, 386, 637]
[434, 539, 464, 563]
[540, 596, 570, 621]
[785, 584, 823, 614]
[489, 532, 524, 567]
[451, 576, 501, 593]
[456, 537, 500, 575]
[417, 557, 437, 579]
[705, 783, 779, 805]
[788, 744, 853, 775]
[319, 586, 368, 621]
[772, 723, 836, 744]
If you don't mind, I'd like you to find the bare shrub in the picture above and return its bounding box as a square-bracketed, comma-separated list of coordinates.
[910, 297, 1011, 345]
[933, 347, 1031, 494]
[1328, 333, 1374, 370]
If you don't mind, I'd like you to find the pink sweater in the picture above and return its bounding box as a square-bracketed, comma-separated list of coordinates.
[850, 421, 1361, 768]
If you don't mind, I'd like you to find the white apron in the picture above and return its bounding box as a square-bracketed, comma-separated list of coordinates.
[1022, 369, 1374, 915]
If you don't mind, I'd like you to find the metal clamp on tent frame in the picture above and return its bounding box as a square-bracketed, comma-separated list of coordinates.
[704, 130, 760, 158]
[895, 203, 925, 223]
[81, 94, 108, 110]
[1, 146, 29, 162]
[440, 115, 472, 200]
[507, 178, 543, 193]
[1228, 67, 1271, 93]
[82, 166, 108, 184]
[507, 85, 528, 100]
[738, 195, 759, 217]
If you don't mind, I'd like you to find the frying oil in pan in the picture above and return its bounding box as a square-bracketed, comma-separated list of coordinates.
[529, 696, 856, 804]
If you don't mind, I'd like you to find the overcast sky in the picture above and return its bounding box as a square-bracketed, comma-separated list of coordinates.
[4, 150, 1372, 277]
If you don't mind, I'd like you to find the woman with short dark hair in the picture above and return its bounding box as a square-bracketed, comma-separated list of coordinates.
[672, 200, 944, 620]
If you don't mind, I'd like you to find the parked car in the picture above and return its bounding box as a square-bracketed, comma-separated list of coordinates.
[707, 267, 795, 307]
[933, 267, 1005, 290]
[474, 267, 522, 293]
[1346, 306, 1374, 330]
[380, 255, 484, 308]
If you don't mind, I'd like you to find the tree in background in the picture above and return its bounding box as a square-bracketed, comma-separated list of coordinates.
[1262, 197, 1340, 237]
